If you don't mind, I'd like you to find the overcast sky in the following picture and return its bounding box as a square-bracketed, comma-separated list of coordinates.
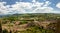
[0, 0, 60, 15]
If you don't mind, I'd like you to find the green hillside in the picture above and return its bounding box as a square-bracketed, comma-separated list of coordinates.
[0, 13, 59, 33]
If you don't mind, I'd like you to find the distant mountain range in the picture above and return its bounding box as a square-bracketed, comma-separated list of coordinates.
[0, 13, 60, 18]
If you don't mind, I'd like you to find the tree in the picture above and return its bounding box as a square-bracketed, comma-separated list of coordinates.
[3, 29, 8, 33]
[56, 18, 60, 33]
[0, 20, 2, 33]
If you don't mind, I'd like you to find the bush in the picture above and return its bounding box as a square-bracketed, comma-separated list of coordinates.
[2, 29, 8, 33]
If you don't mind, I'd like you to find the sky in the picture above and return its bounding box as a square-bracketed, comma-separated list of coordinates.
[0, 0, 60, 15]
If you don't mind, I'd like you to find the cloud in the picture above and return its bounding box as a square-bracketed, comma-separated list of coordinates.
[32, 0, 36, 2]
[43, 1, 51, 6]
[0, 2, 16, 15]
[0, 2, 9, 15]
[56, 2, 60, 8]
[0, 1, 60, 15]
[11, 1, 55, 13]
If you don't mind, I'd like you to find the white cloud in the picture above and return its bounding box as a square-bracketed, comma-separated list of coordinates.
[56, 3, 60, 8]
[32, 0, 36, 2]
[11, 1, 54, 13]
[0, 2, 9, 15]
[43, 1, 51, 6]
[0, 2, 15, 15]
[0, 1, 60, 15]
